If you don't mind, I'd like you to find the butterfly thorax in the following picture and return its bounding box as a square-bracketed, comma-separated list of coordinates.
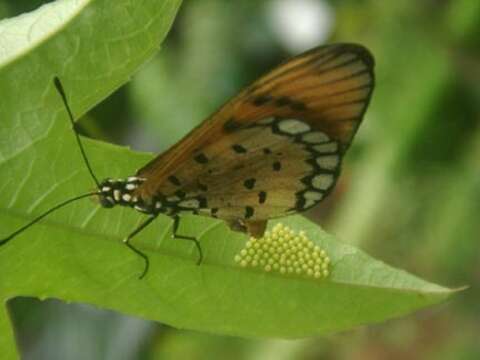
[98, 177, 167, 215]
[98, 176, 210, 217]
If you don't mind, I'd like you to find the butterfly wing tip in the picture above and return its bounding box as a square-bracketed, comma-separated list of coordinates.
[325, 42, 374, 69]
[357, 46, 375, 69]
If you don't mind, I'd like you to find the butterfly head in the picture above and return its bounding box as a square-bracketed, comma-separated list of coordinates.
[97, 177, 145, 209]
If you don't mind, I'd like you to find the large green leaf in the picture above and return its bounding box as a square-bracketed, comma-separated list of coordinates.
[0, 0, 458, 359]
[0, 0, 182, 358]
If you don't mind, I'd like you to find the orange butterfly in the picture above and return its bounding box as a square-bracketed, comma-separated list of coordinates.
[1, 43, 374, 278]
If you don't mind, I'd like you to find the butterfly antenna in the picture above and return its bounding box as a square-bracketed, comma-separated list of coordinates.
[53, 77, 100, 188]
[1, 79, 102, 247]
[0, 191, 99, 247]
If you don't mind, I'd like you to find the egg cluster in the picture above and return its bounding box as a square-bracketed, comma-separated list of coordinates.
[234, 223, 330, 280]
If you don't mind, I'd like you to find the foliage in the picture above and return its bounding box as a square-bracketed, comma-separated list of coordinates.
[1, 0, 478, 359]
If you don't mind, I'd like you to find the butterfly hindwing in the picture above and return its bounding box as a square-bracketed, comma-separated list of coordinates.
[192, 119, 340, 217]
[135, 43, 374, 234]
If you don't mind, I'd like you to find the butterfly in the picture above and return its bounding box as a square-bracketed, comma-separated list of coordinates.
[0, 43, 374, 278]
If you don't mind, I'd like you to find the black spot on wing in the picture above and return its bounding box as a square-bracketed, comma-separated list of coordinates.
[245, 206, 254, 219]
[168, 175, 181, 186]
[175, 190, 186, 199]
[243, 178, 256, 190]
[273, 161, 282, 171]
[197, 196, 208, 208]
[258, 191, 267, 204]
[269, 95, 307, 111]
[194, 153, 209, 164]
[232, 144, 247, 154]
[224, 117, 242, 132]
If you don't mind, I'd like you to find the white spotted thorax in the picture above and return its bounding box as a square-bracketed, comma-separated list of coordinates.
[98, 176, 155, 212]
[234, 223, 330, 280]
[98, 176, 197, 215]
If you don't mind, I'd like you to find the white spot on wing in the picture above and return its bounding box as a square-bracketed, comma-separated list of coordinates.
[311, 174, 334, 190]
[278, 119, 311, 134]
[302, 131, 329, 144]
[122, 194, 132, 202]
[113, 190, 121, 201]
[304, 191, 323, 201]
[303, 199, 316, 208]
[101, 186, 111, 192]
[312, 142, 338, 153]
[316, 155, 340, 170]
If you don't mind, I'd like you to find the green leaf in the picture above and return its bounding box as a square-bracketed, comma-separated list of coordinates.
[0, 0, 458, 358]
[0, 0, 182, 358]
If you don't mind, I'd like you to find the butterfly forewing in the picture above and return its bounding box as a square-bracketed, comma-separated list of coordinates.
[135, 43, 374, 235]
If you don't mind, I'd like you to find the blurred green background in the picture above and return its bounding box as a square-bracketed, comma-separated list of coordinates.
[2, 0, 480, 359]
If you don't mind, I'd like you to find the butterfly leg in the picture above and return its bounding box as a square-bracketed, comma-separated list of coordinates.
[227, 219, 247, 234]
[227, 219, 267, 238]
[123, 215, 158, 279]
[172, 215, 203, 265]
